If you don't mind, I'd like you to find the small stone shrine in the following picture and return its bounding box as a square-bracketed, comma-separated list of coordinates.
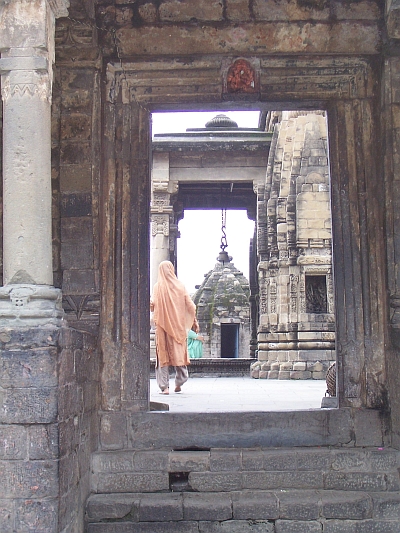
[194, 253, 251, 359]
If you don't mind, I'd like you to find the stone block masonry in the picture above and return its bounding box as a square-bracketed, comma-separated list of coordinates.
[0, 326, 100, 533]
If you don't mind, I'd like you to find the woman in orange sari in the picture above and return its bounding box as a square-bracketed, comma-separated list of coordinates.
[150, 261, 196, 395]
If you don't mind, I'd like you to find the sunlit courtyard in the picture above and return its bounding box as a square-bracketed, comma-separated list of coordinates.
[150, 376, 328, 412]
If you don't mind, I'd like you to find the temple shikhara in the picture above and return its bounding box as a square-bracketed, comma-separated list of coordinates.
[1, 1, 400, 532]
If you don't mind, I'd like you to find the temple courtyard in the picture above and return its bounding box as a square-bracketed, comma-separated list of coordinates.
[150, 376, 328, 412]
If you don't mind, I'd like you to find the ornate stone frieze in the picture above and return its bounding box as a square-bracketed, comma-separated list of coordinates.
[298, 255, 331, 265]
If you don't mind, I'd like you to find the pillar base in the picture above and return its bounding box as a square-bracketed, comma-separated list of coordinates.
[0, 284, 64, 327]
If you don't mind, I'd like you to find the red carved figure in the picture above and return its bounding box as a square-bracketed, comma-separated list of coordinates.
[227, 59, 256, 93]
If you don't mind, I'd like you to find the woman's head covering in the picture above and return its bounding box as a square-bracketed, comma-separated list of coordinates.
[152, 261, 196, 344]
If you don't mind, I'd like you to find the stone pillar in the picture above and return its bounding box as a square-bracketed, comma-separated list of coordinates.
[0, 1, 68, 531]
[150, 152, 178, 290]
[0, 0, 68, 326]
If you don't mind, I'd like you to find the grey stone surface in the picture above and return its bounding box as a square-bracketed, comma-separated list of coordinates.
[169, 451, 210, 473]
[263, 451, 297, 471]
[139, 493, 183, 522]
[241, 450, 264, 471]
[198, 521, 275, 533]
[0, 387, 58, 424]
[92, 452, 135, 473]
[275, 521, 322, 533]
[133, 451, 170, 472]
[88, 522, 199, 533]
[15, 498, 58, 532]
[232, 490, 278, 520]
[0, 348, 57, 388]
[323, 520, 400, 533]
[321, 491, 372, 519]
[242, 471, 323, 490]
[86, 494, 140, 521]
[100, 413, 128, 451]
[183, 492, 232, 520]
[372, 493, 400, 519]
[324, 472, 387, 492]
[128, 409, 365, 450]
[0, 459, 58, 498]
[93, 472, 169, 493]
[28, 424, 59, 460]
[189, 472, 242, 492]
[0, 425, 26, 459]
[296, 449, 332, 471]
[0, 499, 14, 533]
[278, 490, 320, 520]
[210, 450, 242, 472]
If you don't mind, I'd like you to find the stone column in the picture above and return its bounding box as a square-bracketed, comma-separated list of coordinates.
[0, 0, 68, 326]
[150, 152, 178, 290]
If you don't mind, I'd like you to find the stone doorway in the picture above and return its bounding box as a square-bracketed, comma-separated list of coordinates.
[150, 108, 336, 390]
[101, 57, 386, 415]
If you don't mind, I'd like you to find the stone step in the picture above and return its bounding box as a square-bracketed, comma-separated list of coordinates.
[103, 407, 384, 451]
[86, 489, 400, 532]
[91, 447, 400, 495]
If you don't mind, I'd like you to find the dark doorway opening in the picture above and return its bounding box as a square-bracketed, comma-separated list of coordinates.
[221, 323, 239, 358]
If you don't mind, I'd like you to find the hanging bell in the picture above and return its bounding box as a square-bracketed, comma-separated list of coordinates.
[217, 250, 230, 264]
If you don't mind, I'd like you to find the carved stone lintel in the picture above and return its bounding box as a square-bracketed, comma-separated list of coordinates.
[0, 285, 64, 326]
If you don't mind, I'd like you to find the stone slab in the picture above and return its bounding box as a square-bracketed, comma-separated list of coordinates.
[183, 492, 232, 520]
[323, 519, 400, 533]
[139, 492, 183, 522]
[0, 460, 58, 498]
[278, 490, 320, 520]
[232, 490, 278, 520]
[275, 521, 322, 533]
[321, 491, 372, 520]
[93, 472, 169, 493]
[128, 409, 364, 450]
[198, 521, 275, 533]
[88, 522, 199, 533]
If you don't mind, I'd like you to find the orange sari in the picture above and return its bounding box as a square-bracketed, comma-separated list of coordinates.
[151, 261, 196, 367]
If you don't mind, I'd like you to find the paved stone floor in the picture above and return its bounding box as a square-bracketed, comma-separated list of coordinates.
[150, 375, 328, 412]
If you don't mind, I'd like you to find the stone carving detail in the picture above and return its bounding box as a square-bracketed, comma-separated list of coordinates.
[269, 280, 277, 314]
[152, 193, 169, 207]
[227, 59, 257, 93]
[1, 78, 51, 103]
[151, 215, 169, 236]
[290, 274, 299, 314]
[259, 278, 269, 315]
[0, 285, 64, 326]
[326, 271, 335, 313]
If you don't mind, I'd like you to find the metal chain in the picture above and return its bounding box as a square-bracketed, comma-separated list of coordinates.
[220, 209, 228, 252]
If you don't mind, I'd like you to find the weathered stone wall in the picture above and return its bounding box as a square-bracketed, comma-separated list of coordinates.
[58, 328, 100, 533]
[52, 63, 101, 335]
[383, 54, 400, 448]
[0, 326, 99, 533]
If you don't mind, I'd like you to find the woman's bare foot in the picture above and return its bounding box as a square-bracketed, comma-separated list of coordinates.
[160, 388, 169, 395]
[175, 386, 181, 393]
